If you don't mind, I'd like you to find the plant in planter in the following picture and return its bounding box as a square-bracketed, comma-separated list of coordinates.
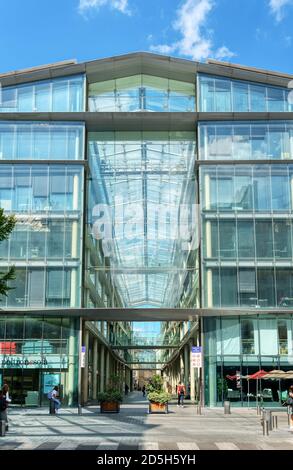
[97, 375, 123, 413]
[146, 375, 171, 414]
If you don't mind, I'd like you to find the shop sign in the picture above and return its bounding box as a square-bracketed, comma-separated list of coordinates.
[0, 355, 68, 369]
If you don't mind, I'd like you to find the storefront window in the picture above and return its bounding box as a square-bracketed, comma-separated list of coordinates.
[204, 315, 293, 406]
[0, 316, 79, 406]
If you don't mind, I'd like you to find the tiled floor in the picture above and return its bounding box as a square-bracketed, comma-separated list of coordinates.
[1, 393, 292, 451]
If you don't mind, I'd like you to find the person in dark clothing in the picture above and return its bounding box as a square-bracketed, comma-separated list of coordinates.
[0, 390, 8, 431]
[142, 385, 146, 397]
[125, 384, 129, 395]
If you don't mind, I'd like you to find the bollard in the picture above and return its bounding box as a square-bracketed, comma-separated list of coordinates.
[261, 418, 266, 436]
[78, 404, 82, 415]
[268, 411, 273, 431]
[224, 401, 231, 414]
[263, 410, 270, 435]
[274, 416, 278, 429]
[0, 420, 5, 437]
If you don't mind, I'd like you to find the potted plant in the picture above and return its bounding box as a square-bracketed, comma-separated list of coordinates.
[97, 375, 123, 413]
[146, 375, 171, 414]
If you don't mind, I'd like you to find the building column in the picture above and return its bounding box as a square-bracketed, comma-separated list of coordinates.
[204, 173, 210, 210]
[70, 174, 80, 308]
[67, 318, 77, 406]
[207, 319, 217, 407]
[180, 352, 184, 382]
[184, 344, 190, 393]
[189, 340, 196, 403]
[205, 221, 212, 257]
[206, 269, 213, 308]
[82, 328, 89, 404]
[100, 344, 105, 392]
[92, 338, 98, 399]
[105, 349, 110, 388]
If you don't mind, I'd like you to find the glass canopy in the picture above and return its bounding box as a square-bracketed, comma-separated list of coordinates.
[87, 131, 198, 308]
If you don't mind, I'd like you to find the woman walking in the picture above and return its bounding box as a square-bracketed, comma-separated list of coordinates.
[287, 385, 293, 431]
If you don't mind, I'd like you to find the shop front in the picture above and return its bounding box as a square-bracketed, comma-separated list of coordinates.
[204, 315, 293, 406]
[0, 316, 80, 406]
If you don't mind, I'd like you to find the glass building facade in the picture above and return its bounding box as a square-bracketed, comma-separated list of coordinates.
[0, 53, 292, 407]
[0, 75, 85, 112]
[198, 74, 293, 112]
[86, 131, 198, 309]
[0, 122, 85, 160]
[88, 75, 195, 112]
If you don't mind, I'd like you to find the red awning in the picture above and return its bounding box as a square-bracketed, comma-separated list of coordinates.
[247, 370, 268, 379]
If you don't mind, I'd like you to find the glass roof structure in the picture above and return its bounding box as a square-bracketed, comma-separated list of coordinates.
[88, 131, 197, 308]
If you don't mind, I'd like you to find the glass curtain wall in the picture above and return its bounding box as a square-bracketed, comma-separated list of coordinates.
[0, 122, 84, 160]
[201, 164, 293, 308]
[0, 164, 84, 308]
[198, 74, 293, 112]
[204, 315, 293, 406]
[0, 75, 85, 112]
[88, 75, 195, 112]
[86, 131, 198, 309]
[199, 121, 293, 160]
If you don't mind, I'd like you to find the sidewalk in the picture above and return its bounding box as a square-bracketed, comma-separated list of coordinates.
[1, 392, 292, 450]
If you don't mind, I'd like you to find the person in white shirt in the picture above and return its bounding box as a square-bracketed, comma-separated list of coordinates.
[51, 386, 61, 413]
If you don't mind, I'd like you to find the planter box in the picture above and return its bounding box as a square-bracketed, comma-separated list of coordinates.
[100, 401, 120, 413]
[149, 402, 168, 414]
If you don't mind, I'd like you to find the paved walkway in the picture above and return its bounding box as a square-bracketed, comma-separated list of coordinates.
[1, 392, 292, 450]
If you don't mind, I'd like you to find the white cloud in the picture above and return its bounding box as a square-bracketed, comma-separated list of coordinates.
[150, 44, 176, 55]
[268, 0, 293, 22]
[214, 46, 235, 60]
[150, 0, 235, 62]
[78, 0, 131, 16]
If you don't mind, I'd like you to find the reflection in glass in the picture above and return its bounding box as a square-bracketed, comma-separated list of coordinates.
[88, 75, 195, 112]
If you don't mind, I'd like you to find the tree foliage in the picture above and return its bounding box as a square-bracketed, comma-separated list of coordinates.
[0, 209, 16, 298]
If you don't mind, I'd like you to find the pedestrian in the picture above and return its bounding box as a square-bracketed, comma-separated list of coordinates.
[2, 383, 11, 404]
[125, 383, 129, 395]
[176, 381, 186, 408]
[48, 386, 61, 414]
[2, 383, 11, 431]
[0, 390, 8, 432]
[287, 385, 293, 430]
[142, 385, 146, 397]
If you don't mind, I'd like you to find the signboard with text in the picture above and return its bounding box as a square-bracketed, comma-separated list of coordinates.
[0, 355, 68, 369]
[191, 346, 202, 369]
[81, 346, 86, 368]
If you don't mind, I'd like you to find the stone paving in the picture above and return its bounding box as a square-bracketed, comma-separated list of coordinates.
[0, 392, 292, 450]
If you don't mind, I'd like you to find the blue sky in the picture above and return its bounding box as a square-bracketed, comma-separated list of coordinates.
[0, 0, 292, 74]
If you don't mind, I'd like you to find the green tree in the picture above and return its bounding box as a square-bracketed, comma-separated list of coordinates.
[0, 209, 16, 298]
